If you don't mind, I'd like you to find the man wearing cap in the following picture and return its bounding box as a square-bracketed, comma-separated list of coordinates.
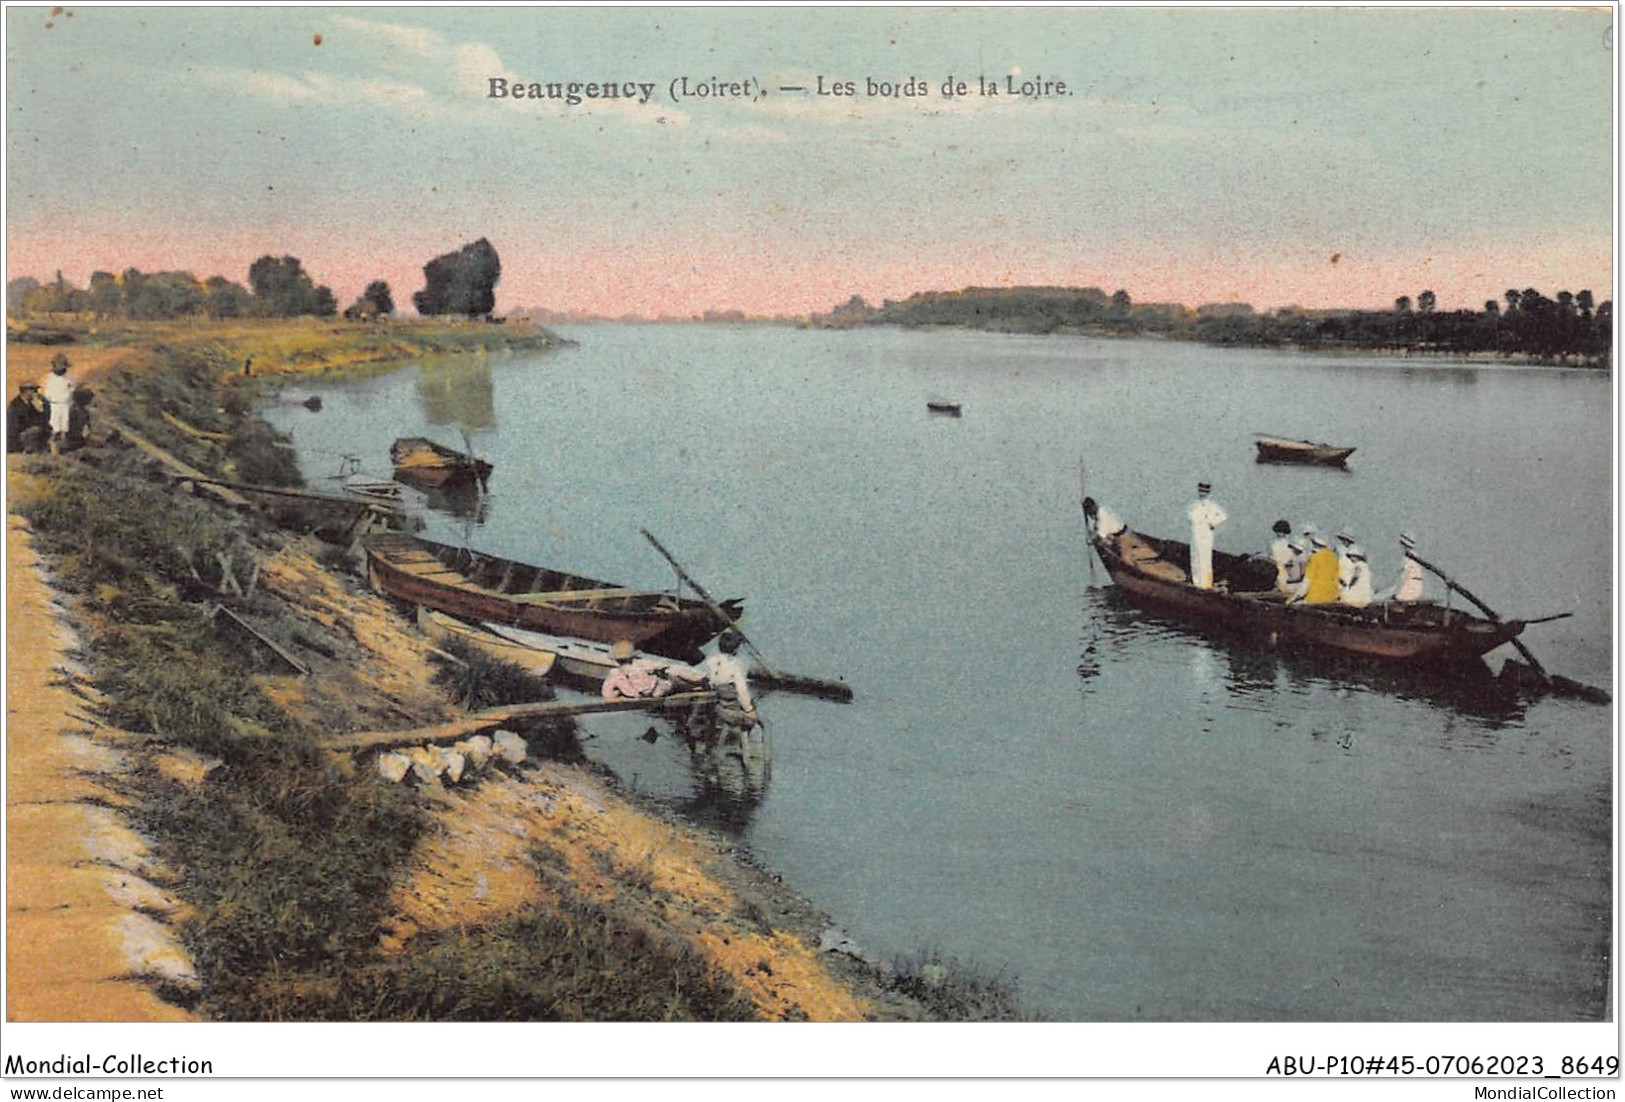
[41, 353, 74, 456]
[1334, 532, 1364, 593]
[1380, 533, 1427, 603]
[601, 639, 676, 703]
[7, 382, 49, 453]
[1294, 528, 1342, 604]
[1186, 481, 1227, 589]
[1339, 542, 1374, 607]
[1267, 519, 1304, 597]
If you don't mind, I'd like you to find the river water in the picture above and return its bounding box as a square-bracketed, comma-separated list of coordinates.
[263, 324, 1612, 1022]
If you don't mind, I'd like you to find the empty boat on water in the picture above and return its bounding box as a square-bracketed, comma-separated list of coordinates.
[364, 532, 742, 660]
[1254, 435, 1355, 466]
[390, 436, 494, 488]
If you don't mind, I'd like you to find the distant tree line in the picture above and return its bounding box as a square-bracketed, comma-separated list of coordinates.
[815, 285, 1612, 366]
[8, 238, 503, 323]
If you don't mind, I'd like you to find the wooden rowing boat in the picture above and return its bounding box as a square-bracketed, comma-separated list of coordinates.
[364, 532, 742, 660]
[416, 607, 559, 679]
[479, 621, 623, 686]
[1082, 503, 1524, 665]
[390, 436, 493, 488]
[1254, 435, 1355, 466]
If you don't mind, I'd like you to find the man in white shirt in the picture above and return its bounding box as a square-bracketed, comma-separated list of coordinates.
[694, 630, 757, 726]
[41, 353, 74, 457]
[1187, 482, 1227, 589]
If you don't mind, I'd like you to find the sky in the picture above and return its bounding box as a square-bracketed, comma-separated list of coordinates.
[4, 5, 1616, 318]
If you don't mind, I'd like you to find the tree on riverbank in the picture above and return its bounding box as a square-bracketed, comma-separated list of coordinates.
[247, 255, 337, 318]
[8, 255, 340, 321]
[413, 238, 501, 319]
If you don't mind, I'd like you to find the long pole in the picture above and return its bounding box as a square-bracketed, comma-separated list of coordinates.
[1404, 550, 1548, 678]
[640, 528, 853, 702]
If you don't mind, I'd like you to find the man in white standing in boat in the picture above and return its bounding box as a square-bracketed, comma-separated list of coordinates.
[1187, 481, 1227, 589]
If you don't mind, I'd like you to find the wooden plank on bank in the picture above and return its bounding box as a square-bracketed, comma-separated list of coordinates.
[104, 418, 251, 507]
[323, 691, 719, 754]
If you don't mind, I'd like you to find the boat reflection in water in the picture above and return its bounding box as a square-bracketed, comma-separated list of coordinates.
[1077, 585, 1528, 726]
[407, 478, 489, 523]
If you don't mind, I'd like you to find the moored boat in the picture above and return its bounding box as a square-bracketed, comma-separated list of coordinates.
[416, 607, 558, 679]
[364, 532, 742, 660]
[926, 401, 963, 417]
[481, 621, 638, 687]
[390, 436, 493, 488]
[1082, 500, 1523, 666]
[1254, 435, 1355, 466]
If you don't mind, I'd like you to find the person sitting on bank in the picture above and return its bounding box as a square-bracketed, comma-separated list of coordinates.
[64, 385, 95, 451]
[1291, 528, 1342, 605]
[601, 639, 676, 703]
[7, 382, 49, 453]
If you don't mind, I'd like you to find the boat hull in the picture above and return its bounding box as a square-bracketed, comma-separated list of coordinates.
[390, 437, 493, 488]
[364, 533, 740, 660]
[1254, 438, 1355, 466]
[417, 608, 558, 678]
[1092, 529, 1521, 665]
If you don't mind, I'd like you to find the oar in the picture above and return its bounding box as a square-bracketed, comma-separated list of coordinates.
[1407, 550, 1609, 704]
[1078, 458, 1095, 582]
[640, 528, 854, 703]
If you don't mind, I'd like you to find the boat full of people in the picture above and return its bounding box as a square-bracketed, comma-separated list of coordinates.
[1082, 497, 1524, 666]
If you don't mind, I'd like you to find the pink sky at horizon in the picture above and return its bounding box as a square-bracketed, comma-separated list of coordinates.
[8, 225, 1611, 320]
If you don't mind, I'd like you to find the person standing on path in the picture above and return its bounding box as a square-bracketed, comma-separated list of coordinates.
[1187, 481, 1227, 589]
[41, 353, 74, 457]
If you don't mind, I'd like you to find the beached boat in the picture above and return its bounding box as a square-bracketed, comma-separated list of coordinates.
[479, 621, 623, 685]
[390, 436, 493, 488]
[1082, 501, 1524, 665]
[416, 607, 558, 679]
[364, 532, 742, 660]
[1254, 435, 1355, 466]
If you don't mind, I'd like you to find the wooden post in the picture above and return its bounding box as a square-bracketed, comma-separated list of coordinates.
[322, 691, 719, 754]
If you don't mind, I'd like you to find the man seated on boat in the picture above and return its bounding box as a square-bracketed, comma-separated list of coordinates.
[601, 639, 678, 703]
[1266, 519, 1307, 598]
[1083, 496, 1187, 584]
[1339, 544, 1374, 607]
[1375, 532, 1428, 604]
[1289, 529, 1342, 604]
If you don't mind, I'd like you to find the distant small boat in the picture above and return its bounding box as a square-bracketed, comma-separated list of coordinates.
[390, 436, 493, 488]
[1254, 435, 1355, 466]
[927, 401, 963, 417]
